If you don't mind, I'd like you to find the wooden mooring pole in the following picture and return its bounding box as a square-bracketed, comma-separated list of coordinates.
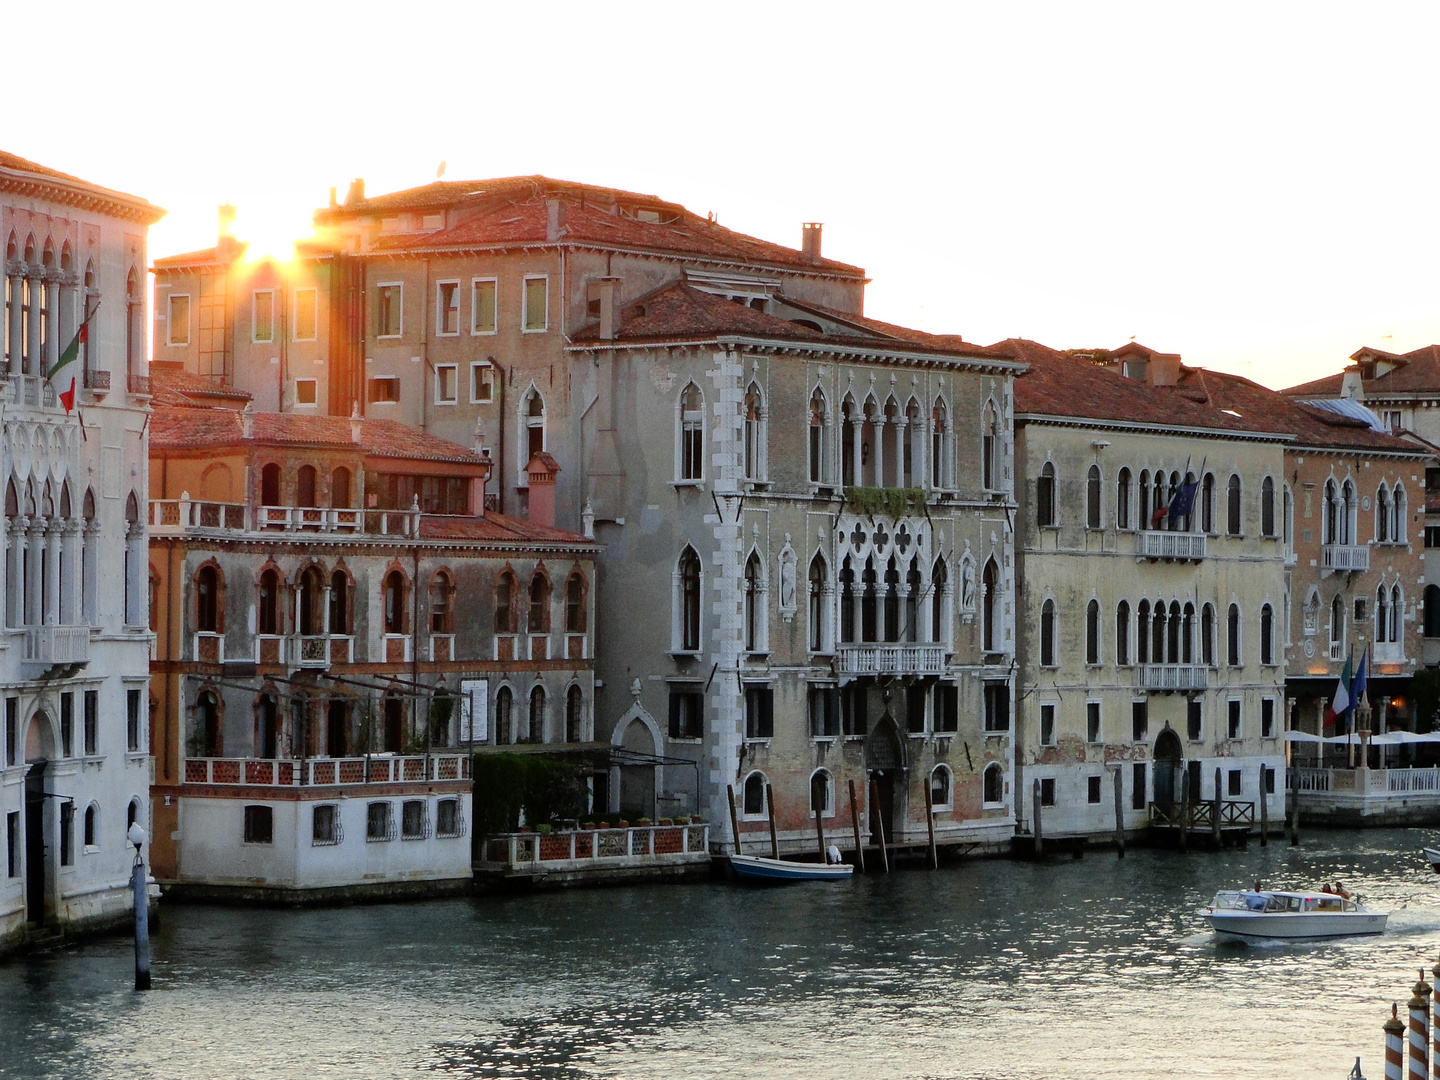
[1032, 779, 1043, 858]
[765, 782, 780, 859]
[1178, 774, 1189, 853]
[814, 802, 827, 863]
[923, 778, 937, 869]
[1212, 767, 1222, 847]
[1289, 766, 1300, 847]
[1259, 772, 1269, 846]
[870, 775, 889, 872]
[726, 784, 742, 856]
[1112, 767, 1125, 859]
[848, 779, 865, 873]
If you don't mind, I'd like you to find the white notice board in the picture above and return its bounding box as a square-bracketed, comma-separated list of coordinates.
[459, 678, 488, 745]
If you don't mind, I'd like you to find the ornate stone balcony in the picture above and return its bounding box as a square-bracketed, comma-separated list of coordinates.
[1135, 663, 1209, 692]
[837, 643, 947, 676]
[1322, 544, 1370, 573]
[22, 624, 90, 668]
[1136, 531, 1206, 561]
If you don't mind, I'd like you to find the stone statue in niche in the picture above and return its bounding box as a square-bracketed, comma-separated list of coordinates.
[777, 537, 798, 621]
[960, 554, 976, 612]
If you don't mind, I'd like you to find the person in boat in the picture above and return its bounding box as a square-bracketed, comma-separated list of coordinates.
[826, 844, 842, 865]
[1334, 882, 1351, 900]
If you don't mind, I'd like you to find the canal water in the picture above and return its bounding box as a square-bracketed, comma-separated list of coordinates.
[5, 828, 1440, 1079]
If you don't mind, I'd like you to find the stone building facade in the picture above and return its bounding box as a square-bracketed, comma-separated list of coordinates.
[0, 151, 161, 950]
[147, 383, 598, 898]
[1009, 342, 1291, 839]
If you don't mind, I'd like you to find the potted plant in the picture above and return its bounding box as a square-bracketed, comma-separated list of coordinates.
[537, 823, 553, 835]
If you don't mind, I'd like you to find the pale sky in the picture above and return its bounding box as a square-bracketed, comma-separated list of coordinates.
[9, 2, 1439, 390]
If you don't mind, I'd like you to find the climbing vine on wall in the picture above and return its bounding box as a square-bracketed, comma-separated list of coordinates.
[845, 486, 927, 520]
[470, 753, 588, 837]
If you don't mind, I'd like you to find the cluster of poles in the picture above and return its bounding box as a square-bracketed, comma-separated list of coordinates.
[1379, 961, 1440, 1079]
[725, 775, 948, 871]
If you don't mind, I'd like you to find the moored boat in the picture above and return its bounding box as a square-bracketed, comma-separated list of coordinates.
[729, 853, 853, 882]
[1200, 889, 1387, 940]
[1423, 846, 1440, 873]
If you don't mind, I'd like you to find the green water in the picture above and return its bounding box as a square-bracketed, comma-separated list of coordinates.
[3, 829, 1438, 1079]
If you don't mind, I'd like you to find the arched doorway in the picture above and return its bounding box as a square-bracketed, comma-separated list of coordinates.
[618, 717, 657, 819]
[24, 711, 55, 924]
[864, 711, 905, 842]
[1153, 726, 1183, 806]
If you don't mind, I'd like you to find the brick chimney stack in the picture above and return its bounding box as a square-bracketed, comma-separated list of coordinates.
[587, 277, 622, 341]
[345, 178, 365, 206]
[802, 222, 823, 262]
[525, 452, 561, 527]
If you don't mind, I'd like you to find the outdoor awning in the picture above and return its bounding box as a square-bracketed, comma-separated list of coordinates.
[1284, 730, 1440, 745]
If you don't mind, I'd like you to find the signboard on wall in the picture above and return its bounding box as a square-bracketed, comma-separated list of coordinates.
[459, 678, 488, 745]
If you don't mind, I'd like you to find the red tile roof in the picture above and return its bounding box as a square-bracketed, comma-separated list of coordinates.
[322, 175, 865, 276]
[150, 405, 486, 465]
[418, 513, 593, 546]
[148, 361, 253, 409]
[1282, 344, 1440, 398]
[0, 150, 163, 223]
[570, 280, 1011, 363]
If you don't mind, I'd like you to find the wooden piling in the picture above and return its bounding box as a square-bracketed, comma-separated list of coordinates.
[870, 775, 890, 873]
[924, 777, 938, 869]
[1178, 774, 1189, 853]
[765, 782, 780, 859]
[1032, 779, 1043, 858]
[848, 779, 865, 873]
[1112, 767, 1125, 858]
[1290, 765, 1300, 846]
[814, 801, 827, 864]
[1386, 1003, 1406, 1080]
[726, 784, 742, 857]
[1429, 953, 1440, 1078]
[1212, 766, 1222, 847]
[1409, 969, 1430, 1080]
[1259, 772, 1268, 847]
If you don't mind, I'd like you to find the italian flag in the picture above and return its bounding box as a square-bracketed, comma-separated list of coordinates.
[48, 318, 88, 414]
[1323, 650, 1353, 731]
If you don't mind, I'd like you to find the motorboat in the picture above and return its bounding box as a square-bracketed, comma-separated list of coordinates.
[1423, 847, 1440, 873]
[1200, 889, 1387, 940]
[729, 853, 853, 882]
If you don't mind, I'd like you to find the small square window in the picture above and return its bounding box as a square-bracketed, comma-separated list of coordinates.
[368, 376, 399, 404]
[1227, 699, 1242, 740]
[1228, 769, 1242, 796]
[1086, 702, 1101, 744]
[523, 277, 548, 332]
[472, 279, 497, 334]
[1088, 776, 1102, 804]
[436, 281, 460, 335]
[1187, 699, 1203, 741]
[1355, 598, 1367, 622]
[253, 290, 274, 343]
[295, 379, 318, 406]
[1039, 703, 1055, 746]
[1040, 778, 1056, 807]
[312, 804, 340, 846]
[1264, 766, 1276, 795]
[809, 685, 839, 738]
[401, 799, 427, 840]
[436, 799, 463, 838]
[377, 284, 402, 337]
[168, 295, 190, 346]
[984, 683, 1010, 732]
[435, 364, 458, 404]
[366, 801, 393, 842]
[669, 687, 703, 740]
[935, 684, 958, 733]
[471, 362, 495, 403]
[744, 686, 774, 740]
[243, 805, 274, 844]
[126, 689, 142, 752]
[293, 288, 318, 341]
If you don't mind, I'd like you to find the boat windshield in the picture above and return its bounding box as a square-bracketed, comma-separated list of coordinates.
[1264, 897, 1287, 913]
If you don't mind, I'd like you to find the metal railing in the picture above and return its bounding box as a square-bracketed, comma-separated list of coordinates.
[1322, 544, 1370, 572]
[1136, 532, 1207, 561]
[1135, 663, 1209, 691]
[182, 754, 471, 787]
[128, 374, 151, 395]
[837, 643, 947, 675]
[149, 498, 423, 538]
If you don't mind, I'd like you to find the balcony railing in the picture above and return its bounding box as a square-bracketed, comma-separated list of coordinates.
[1322, 544, 1370, 572]
[182, 754, 471, 787]
[837, 643, 947, 676]
[1136, 531, 1206, 561]
[22, 624, 90, 667]
[83, 368, 110, 391]
[128, 373, 151, 396]
[5, 374, 56, 409]
[289, 634, 354, 668]
[1135, 663, 1209, 692]
[478, 823, 711, 871]
[1294, 766, 1440, 803]
[149, 498, 424, 538]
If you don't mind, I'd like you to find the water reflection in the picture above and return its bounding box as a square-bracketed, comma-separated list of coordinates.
[4, 829, 1440, 1079]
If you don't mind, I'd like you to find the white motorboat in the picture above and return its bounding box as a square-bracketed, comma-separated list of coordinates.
[1200, 889, 1387, 940]
[1423, 847, 1440, 873]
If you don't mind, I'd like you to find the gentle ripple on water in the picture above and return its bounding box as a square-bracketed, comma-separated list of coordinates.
[6, 828, 1440, 1079]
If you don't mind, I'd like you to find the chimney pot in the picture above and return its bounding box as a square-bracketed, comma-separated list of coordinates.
[345, 178, 365, 206]
[587, 277, 622, 341]
[546, 198, 566, 242]
[328, 186, 338, 208]
[218, 203, 237, 244]
[802, 222, 823, 261]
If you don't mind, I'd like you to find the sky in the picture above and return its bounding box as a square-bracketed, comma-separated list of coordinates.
[7, 1, 1439, 390]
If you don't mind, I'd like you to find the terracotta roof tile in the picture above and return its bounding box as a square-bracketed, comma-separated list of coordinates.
[326, 175, 864, 276]
[0, 149, 162, 221]
[147, 361, 253, 409]
[1281, 344, 1440, 398]
[418, 513, 593, 546]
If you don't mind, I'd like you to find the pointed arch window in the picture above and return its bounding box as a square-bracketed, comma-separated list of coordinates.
[494, 570, 517, 634]
[1116, 601, 1130, 665]
[528, 685, 546, 744]
[1331, 594, 1345, 649]
[744, 551, 763, 652]
[565, 571, 587, 634]
[839, 558, 856, 645]
[678, 383, 704, 481]
[903, 399, 922, 488]
[1260, 603, 1274, 665]
[1086, 465, 1102, 529]
[1226, 474, 1242, 536]
[1261, 476, 1276, 537]
[383, 570, 406, 634]
[1201, 603, 1216, 666]
[528, 570, 551, 634]
[1040, 598, 1057, 667]
[678, 547, 702, 651]
[566, 685, 584, 743]
[1085, 599, 1100, 664]
[1375, 585, 1391, 644]
[430, 570, 454, 634]
[495, 686, 513, 745]
[1036, 462, 1056, 527]
[258, 568, 280, 635]
[1116, 468, 1132, 530]
[329, 569, 349, 634]
[1201, 473, 1215, 533]
[841, 395, 857, 487]
[1376, 484, 1391, 543]
[743, 382, 765, 482]
[1393, 485, 1408, 544]
[931, 558, 948, 644]
[808, 555, 827, 652]
[1227, 603, 1241, 666]
[978, 399, 994, 491]
[982, 559, 1000, 653]
[808, 388, 828, 484]
[196, 565, 220, 633]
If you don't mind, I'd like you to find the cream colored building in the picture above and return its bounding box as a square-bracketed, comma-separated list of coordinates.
[1010, 342, 1289, 839]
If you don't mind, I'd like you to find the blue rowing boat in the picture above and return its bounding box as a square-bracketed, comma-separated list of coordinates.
[729, 853, 853, 882]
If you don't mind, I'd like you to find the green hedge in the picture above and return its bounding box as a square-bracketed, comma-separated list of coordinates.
[470, 753, 588, 837]
[844, 486, 927, 520]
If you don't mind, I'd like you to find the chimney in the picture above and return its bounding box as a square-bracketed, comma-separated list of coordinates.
[328, 186, 338, 209]
[587, 277, 622, 341]
[241, 402, 254, 439]
[546, 198, 566, 241]
[525, 451, 560, 528]
[802, 222, 823, 262]
[218, 203, 237, 242]
[1341, 367, 1365, 400]
[345, 178, 365, 206]
[350, 402, 363, 443]
[1147, 353, 1182, 388]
